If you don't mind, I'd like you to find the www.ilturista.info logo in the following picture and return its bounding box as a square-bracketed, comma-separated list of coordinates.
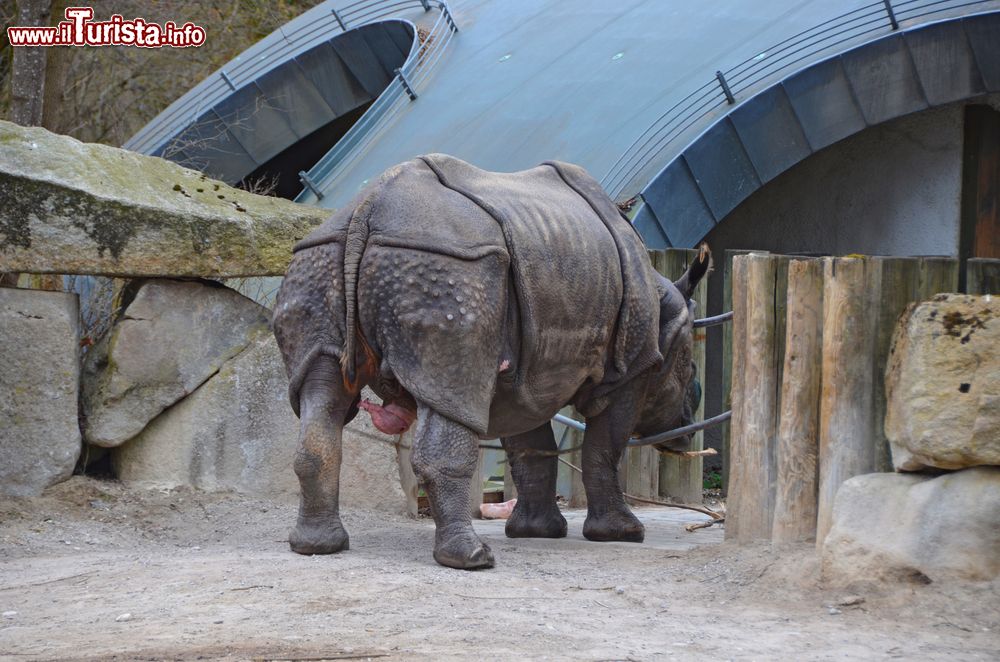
[7, 7, 206, 48]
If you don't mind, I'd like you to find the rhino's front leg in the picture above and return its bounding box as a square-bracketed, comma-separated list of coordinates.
[411, 404, 494, 569]
[581, 381, 647, 543]
[288, 357, 355, 555]
[501, 424, 567, 538]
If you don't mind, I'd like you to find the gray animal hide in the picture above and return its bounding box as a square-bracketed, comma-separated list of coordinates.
[274, 155, 662, 434]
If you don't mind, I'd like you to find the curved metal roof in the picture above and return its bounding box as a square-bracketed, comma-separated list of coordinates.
[129, 0, 1000, 247]
[292, 0, 1000, 211]
[633, 11, 1000, 248]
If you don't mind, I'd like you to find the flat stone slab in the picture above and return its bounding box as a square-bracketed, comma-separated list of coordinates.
[0, 288, 81, 496]
[0, 120, 328, 277]
[473, 507, 723, 553]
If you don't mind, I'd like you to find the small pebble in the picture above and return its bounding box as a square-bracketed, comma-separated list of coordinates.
[837, 595, 865, 607]
[615, 586, 625, 594]
[115, 613, 132, 622]
[827, 607, 842, 615]
[2, 611, 17, 618]
[213, 620, 223, 625]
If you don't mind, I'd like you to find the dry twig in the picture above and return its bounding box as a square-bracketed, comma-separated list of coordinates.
[556, 457, 724, 521]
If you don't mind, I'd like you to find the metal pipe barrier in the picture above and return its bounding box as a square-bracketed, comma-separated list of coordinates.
[600, 0, 997, 200]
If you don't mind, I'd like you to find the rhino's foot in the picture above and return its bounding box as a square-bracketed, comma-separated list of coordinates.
[505, 503, 567, 539]
[583, 508, 645, 543]
[434, 525, 495, 570]
[289, 519, 350, 555]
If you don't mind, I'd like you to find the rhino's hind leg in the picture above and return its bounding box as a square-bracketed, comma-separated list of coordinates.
[501, 424, 567, 539]
[288, 356, 355, 555]
[581, 384, 647, 543]
[411, 405, 494, 569]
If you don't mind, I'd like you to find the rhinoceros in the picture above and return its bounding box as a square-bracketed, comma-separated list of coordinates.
[273, 154, 709, 569]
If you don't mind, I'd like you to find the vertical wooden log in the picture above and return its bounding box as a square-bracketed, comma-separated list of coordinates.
[726, 254, 786, 542]
[721, 249, 760, 494]
[502, 448, 517, 502]
[397, 430, 420, 518]
[649, 248, 705, 503]
[567, 418, 587, 508]
[917, 256, 959, 299]
[620, 445, 659, 499]
[870, 257, 919, 472]
[967, 258, 1000, 294]
[772, 259, 823, 543]
[816, 257, 878, 546]
[469, 450, 484, 518]
[688, 251, 709, 500]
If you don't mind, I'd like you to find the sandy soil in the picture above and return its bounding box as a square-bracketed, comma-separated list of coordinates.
[1, 477, 997, 661]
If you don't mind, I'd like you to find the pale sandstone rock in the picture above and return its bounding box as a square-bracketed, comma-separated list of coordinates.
[884, 294, 999, 471]
[822, 468, 1000, 583]
[113, 328, 406, 510]
[81, 279, 270, 447]
[0, 120, 327, 278]
[0, 288, 81, 496]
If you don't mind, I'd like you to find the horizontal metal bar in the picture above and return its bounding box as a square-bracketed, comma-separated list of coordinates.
[628, 410, 732, 448]
[693, 311, 733, 328]
[550, 410, 732, 448]
[552, 413, 586, 432]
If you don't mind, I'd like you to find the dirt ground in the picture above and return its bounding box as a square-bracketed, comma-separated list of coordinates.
[1, 477, 997, 661]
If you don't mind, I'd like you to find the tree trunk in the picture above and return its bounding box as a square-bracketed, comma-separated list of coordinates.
[10, 0, 52, 126]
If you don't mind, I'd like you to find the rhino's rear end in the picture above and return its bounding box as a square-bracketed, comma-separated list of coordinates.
[273, 218, 349, 416]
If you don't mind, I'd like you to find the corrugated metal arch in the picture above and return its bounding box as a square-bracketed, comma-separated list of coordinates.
[634, 12, 1000, 248]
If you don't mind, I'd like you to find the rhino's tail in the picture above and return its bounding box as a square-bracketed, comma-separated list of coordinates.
[341, 191, 377, 388]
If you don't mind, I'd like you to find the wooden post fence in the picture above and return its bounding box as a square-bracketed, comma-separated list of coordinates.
[727, 253, 958, 545]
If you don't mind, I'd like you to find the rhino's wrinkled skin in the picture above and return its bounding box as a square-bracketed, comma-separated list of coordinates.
[273, 154, 709, 569]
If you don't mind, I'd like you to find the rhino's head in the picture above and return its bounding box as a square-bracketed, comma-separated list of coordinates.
[633, 243, 712, 451]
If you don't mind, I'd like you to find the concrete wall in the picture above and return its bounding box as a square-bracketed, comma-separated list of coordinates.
[701, 102, 966, 464]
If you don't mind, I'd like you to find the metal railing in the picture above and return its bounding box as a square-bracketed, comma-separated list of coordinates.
[295, 1, 458, 201]
[125, 0, 458, 165]
[600, 0, 997, 200]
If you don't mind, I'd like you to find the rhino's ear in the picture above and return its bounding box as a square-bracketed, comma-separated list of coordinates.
[673, 243, 712, 301]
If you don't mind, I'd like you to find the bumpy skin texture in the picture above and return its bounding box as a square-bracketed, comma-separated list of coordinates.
[273, 154, 707, 569]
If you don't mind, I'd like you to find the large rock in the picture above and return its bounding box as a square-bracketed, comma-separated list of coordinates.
[0, 288, 81, 496]
[113, 328, 406, 510]
[0, 120, 328, 278]
[885, 294, 999, 471]
[81, 279, 271, 447]
[822, 468, 1000, 583]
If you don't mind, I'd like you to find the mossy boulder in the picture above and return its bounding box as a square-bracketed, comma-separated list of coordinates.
[0, 120, 328, 277]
